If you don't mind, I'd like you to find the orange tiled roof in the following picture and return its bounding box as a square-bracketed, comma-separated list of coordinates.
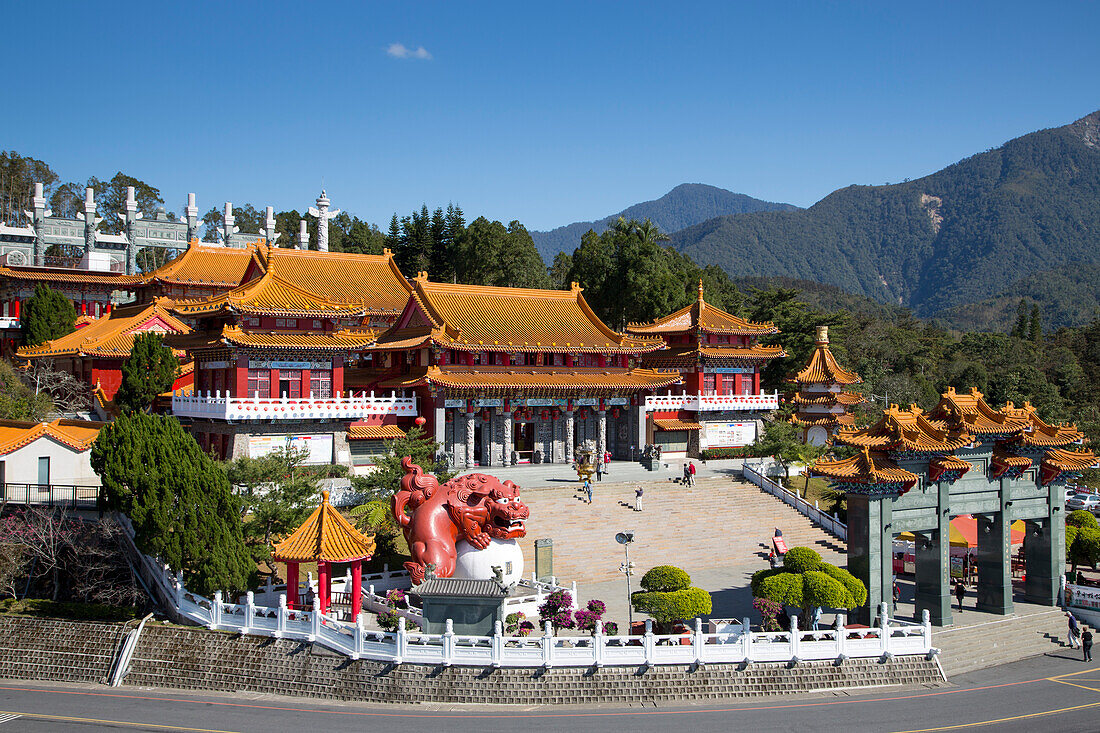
[16, 299, 190, 359]
[1041, 448, 1097, 473]
[811, 448, 919, 489]
[0, 265, 140, 287]
[641, 344, 786, 368]
[627, 281, 779, 336]
[0, 419, 104, 455]
[927, 387, 1033, 436]
[137, 241, 265, 288]
[1005, 403, 1087, 447]
[791, 391, 865, 406]
[789, 329, 861, 386]
[653, 418, 702, 431]
[171, 247, 411, 319]
[379, 366, 681, 396]
[74, 314, 99, 328]
[990, 446, 1032, 476]
[167, 324, 381, 352]
[374, 276, 664, 354]
[272, 491, 376, 563]
[833, 404, 972, 453]
[790, 412, 856, 427]
[347, 424, 407, 440]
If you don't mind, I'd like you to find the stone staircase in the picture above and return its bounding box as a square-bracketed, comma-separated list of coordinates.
[933, 608, 1070, 677]
[0, 616, 126, 684]
[520, 477, 846, 584]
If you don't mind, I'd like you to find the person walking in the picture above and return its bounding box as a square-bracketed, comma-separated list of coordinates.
[954, 581, 966, 611]
[811, 606, 822, 631]
[1069, 612, 1081, 649]
[892, 578, 901, 610]
[688, 461, 697, 487]
[1084, 628, 1093, 662]
[583, 477, 593, 504]
[682, 463, 691, 485]
[634, 486, 643, 512]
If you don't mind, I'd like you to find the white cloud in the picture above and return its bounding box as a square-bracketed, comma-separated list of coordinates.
[386, 43, 432, 60]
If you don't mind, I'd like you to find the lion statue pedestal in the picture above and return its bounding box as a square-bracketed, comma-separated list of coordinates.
[454, 537, 525, 585]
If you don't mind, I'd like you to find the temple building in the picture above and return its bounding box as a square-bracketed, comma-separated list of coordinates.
[167, 247, 416, 463]
[789, 325, 863, 445]
[15, 299, 194, 414]
[811, 386, 1096, 625]
[368, 276, 681, 467]
[625, 282, 784, 456]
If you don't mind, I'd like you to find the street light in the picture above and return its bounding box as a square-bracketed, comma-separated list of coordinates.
[616, 531, 636, 630]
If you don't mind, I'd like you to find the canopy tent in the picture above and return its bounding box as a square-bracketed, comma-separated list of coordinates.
[898, 515, 1026, 548]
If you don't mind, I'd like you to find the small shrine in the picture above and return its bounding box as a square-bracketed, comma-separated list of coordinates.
[273, 491, 375, 616]
[789, 326, 864, 445]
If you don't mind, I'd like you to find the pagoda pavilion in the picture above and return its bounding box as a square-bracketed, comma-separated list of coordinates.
[166, 247, 416, 462]
[367, 275, 681, 467]
[273, 490, 376, 617]
[626, 282, 784, 455]
[812, 386, 1096, 625]
[789, 325, 863, 445]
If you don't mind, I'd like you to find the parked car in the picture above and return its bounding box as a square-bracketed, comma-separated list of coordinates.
[1067, 493, 1100, 513]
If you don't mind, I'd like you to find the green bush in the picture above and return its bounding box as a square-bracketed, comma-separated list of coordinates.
[757, 572, 804, 609]
[1067, 525, 1078, 562]
[750, 567, 780, 597]
[819, 563, 868, 606]
[700, 447, 765, 460]
[0, 598, 143, 621]
[632, 588, 712, 628]
[1067, 510, 1099, 530]
[1070, 526, 1100, 569]
[640, 565, 691, 593]
[801, 570, 855, 610]
[783, 547, 823, 574]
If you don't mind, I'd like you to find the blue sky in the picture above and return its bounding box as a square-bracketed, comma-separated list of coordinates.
[4, 1, 1098, 231]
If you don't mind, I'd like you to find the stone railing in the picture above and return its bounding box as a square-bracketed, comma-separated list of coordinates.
[743, 461, 848, 541]
[171, 390, 417, 421]
[645, 392, 779, 412]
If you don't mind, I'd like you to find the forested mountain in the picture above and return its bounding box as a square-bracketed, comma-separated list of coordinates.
[530, 183, 797, 262]
[670, 110, 1100, 319]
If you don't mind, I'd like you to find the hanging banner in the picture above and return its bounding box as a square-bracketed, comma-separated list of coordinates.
[523, 398, 555, 407]
[574, 398, 599, 406]
[248, 359, 330, 370]
[706, 367, 754, 374]
[475, 398, 503, 408]
[444, 399, 466, 408]
[1067, 583, 1100, 611]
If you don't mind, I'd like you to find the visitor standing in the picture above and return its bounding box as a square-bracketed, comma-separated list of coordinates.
[584, 477, 593, 504]
[305, 585, 316, 610]
[1083, 628, 1093, 662]
[1069, 612, 1081, 648]
[892, 578, 901, 609]
[596, 458, 603, 482]
[812, 606, 822, 631]
[954, 581, 966, 611]
[634, 486, 644, 512]
[604, 450, 612, 474]
[682, 463, 690, 485]
[688, 461, 697, 486]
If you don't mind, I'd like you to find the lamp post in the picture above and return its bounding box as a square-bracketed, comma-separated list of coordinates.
[616, 531, 636, 630]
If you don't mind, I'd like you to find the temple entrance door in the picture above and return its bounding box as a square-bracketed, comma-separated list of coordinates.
[514, 422, 534, 463]
[473, 424, 483, 466]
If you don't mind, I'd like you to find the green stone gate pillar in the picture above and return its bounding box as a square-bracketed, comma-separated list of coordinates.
[914, 527, 952, 626]
[1023, 518, 1060, 606]
[847, 494, 893, 625]
[976, 512, 1013, 615]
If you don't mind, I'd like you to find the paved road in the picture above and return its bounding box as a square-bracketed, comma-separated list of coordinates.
[2, 652, 1100, 732]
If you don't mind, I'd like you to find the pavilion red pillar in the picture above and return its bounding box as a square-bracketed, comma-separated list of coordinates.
[351, 559, 362, 617]
[753, 370, 761, 394]
[12, 300, 20, 319]
[333, 356, 344, 396]
[80, 301, 87, 315]
[286, 562, 299, 609]
[318, 560, 331, 614]
[734, 373, 743, 394]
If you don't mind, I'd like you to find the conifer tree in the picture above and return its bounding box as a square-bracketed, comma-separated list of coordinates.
[20, 283, 76, 346]
[1011, 299, 1029, 338]
[1029, 304, 1042, 342]
[91, 413, 254, 596]
[114, 332, 179, 413]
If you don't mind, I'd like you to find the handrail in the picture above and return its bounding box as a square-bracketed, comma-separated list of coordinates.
[742, 461, 847, 541]
[0, 482, 100, 509]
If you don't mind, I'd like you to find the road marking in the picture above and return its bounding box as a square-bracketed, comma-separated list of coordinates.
[0, 709, 238, 732]
[890, 700, 1100, 732]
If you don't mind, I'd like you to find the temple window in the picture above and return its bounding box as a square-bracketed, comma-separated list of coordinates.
[275, 319, 286, 328]
[704, 374, 716, 394]
[552, 353, 564, 366]
[312, 320, 322, 329]
[510, 353, 524, 366]
[741, 375, 753, 395]
[278, 370, 302, 398]
[247, 369, 270, 398]
[248, 318, 260, 327]
[310, 370, 332, 398]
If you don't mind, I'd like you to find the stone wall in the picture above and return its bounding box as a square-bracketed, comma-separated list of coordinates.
[0, 616, 944, 705]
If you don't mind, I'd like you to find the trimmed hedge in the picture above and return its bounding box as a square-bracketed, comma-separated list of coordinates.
[819, 563, 868, 606]
[632, 587, 712, 626]
[1067, 510, 1099, 530]
[640, 565, 691, 593]
[782, 547, 823, 574]
[700, 447, 765, 460]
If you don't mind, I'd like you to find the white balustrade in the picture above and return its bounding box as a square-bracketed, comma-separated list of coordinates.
[644, 392, 779, 412]
[743, 461, 847, 541]
[172, 390, 418, 421]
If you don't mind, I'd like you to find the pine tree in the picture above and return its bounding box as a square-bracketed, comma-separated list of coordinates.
[114, 332, 179, 413]
[91, 413, 254, 596]
[1029, 304, 1043, 342]
[20, 283, 76, 346]
[1011, 299, 1029, 338]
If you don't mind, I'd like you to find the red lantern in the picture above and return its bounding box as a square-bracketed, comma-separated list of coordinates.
[541, 409, 549, 420]
[552, 409, 561, 419]
[445, 412, 453, 423]
[415, 416, 426, 426]
[612, 408, 620, 419]
[514, 409, 523, 421]
[481, 409, 491, 421]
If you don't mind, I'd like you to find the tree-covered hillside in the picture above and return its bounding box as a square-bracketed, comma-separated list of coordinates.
[671, 110, 1100, 318]
[531, 183, 797, 262]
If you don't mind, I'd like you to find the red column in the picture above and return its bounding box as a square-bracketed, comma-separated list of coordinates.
[333, 356, 344, 396]
[753, 370, 761, 394]
[301, 368, 312, 397]
[235, 357, 248, 398]
[692, 370, 705, 395]
[12, 300, 20, 319]
[269, 368, 280, 398]
[734, 373, 742, 394]
[105, 302, 112, 315]
[351, 559, 362, 617]
[318, 561, 331, 614]
[286, 562, 299, 609]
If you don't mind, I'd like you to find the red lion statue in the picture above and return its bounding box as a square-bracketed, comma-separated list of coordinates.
[391, 457, 529, 585]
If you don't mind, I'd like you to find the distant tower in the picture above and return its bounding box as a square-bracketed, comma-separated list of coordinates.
[185, 193, 199, 244]
[789, 326, 864, 445]
[308, 190, 340, 252]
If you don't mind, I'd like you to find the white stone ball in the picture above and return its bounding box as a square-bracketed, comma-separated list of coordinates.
[453, 538, 525, 585]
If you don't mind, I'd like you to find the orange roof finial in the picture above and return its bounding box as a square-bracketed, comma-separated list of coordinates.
[816, 325, 829, 344]
[697, 279, 705, 301]
[321, 489, 330, 504]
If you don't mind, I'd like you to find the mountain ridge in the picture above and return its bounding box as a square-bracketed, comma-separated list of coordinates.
[530, 183, 797, 261]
